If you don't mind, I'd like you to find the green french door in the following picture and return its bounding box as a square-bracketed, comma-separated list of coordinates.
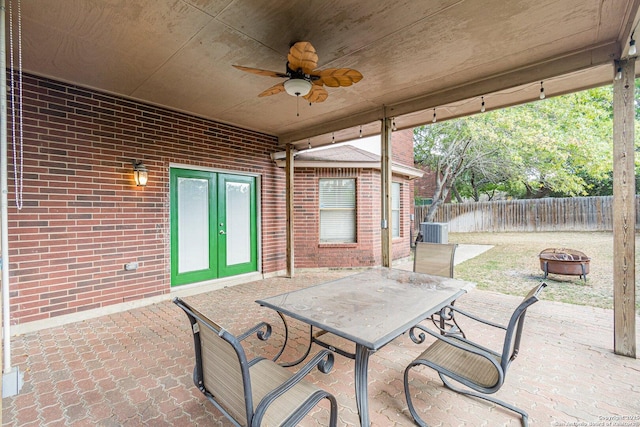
[170, 168, 257, 286]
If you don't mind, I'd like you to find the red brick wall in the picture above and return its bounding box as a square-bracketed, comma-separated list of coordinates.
[5, 73, 417, 326]
[413, 164, 451, 204]
[7, 73, 285, 325]
[293, 167, 413, 268]
[392, 128, 416, 257]
[414, 164, 438, 201]
[392, 128, 414, 165]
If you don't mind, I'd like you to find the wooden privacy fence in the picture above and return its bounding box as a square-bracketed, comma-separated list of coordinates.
[414, 196, 640, 232]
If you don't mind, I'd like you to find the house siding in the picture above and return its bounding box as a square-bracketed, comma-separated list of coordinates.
[7, 73, 285, 325]
[294, 168, 382, 268]
[5, 73, 416, 327]
[413, 164, 452, 205]
[391, 127, 414, 165]
[293, 163, 415, 267]
[392, 129, 419, 247]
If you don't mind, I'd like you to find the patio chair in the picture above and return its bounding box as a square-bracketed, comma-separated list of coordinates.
[413, 242, 460, 334]
[413, 242, 458, 278]
[403, 283, 547, 427]
[173, 297, 338, 427]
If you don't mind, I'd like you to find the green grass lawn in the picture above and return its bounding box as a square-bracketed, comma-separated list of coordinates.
[449, 231, 640, 314]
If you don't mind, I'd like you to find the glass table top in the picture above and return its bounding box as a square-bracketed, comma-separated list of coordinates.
[257, 267, 475, 350]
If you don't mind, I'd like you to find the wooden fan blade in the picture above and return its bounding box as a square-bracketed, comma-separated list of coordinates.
[303, 85, 328, 103]
[233, 65, 288, 78]
[258, 82, 286, 97]
[315, 68, 363, 87]
[288, 41, 318, 74]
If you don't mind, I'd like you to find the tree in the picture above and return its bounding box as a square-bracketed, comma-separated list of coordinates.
[501, 87, 613, 198]
[449, 113, 519, 201]
[414, 120, 511, 220]
[414, 85, 619, 214]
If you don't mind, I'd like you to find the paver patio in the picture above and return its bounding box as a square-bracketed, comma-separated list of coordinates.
[2, 267, 639, 426]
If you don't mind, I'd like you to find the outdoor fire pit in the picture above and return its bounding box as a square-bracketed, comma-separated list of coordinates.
[538, 248, 590, 282]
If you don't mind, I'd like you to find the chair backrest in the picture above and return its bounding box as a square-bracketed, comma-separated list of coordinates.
[413, 242, 458, 278]
[174, 298, 253, 425]
[500, 283, 547, 373]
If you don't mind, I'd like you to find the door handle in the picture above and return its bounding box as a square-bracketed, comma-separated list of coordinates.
[219, 230, 226, 235]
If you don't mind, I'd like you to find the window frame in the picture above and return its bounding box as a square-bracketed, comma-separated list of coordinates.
[318, 178, 357, 243]
[391, 181, 401, 238]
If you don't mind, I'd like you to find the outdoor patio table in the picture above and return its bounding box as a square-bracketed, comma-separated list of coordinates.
[256, 266, 475, 426]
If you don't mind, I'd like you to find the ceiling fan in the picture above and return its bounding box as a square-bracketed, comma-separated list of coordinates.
[233, 41, 363, 104]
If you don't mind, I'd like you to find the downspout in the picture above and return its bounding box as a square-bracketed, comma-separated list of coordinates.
[1, 0, 22, 396]
[0, 0, 11, 374]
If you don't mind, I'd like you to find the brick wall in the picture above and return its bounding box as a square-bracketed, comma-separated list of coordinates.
[290, 128, 416, 268]
[391, 128, 414, 165]
[294, 168, 380, 268]
[293, 167, 414, 268]
[6, 73, 417, 326]
[7, 73, 284, 325]
[413, 164, 439, 201]
[392, 128, 417, 255]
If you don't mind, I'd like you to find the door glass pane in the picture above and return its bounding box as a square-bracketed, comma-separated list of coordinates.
[226, 181, 251, 265]
[178, 177, 209, 273]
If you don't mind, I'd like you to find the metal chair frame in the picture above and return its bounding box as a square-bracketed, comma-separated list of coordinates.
[174, 297, 338, 427]
[413, 242, 463, 335]
[404, 283, 547, 427]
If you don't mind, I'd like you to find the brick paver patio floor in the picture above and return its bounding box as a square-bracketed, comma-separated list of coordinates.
[2, 269, 639, 426]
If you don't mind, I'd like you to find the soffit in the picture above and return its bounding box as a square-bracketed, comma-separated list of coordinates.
[12, 0, 640, 150]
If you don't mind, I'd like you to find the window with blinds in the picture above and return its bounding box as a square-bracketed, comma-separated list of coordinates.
[319, 178, 356, 243]
[392, 182, 400, 238]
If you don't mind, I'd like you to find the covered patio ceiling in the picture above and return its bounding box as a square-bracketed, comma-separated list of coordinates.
[14, 0, 640, 150]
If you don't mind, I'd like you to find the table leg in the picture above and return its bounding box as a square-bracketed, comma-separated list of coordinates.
[354, 343, 372, 426]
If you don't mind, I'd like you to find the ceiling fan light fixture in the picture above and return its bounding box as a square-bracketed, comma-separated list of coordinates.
[284, 78, 312, 97]
[234, 41, 362, 104]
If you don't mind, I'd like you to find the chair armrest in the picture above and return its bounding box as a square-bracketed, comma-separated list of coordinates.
[410, 322, 458, 345]
[236, 321, 272, 342]
[409, 323, 501, 359]
[254, 350, 334, 418]
[442, 304, 508, 331]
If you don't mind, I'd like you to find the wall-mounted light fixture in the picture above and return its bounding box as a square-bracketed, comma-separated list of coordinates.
[132, 160, 148, 187]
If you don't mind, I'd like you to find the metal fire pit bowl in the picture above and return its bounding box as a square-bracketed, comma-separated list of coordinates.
[539, 248, 590, 282]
